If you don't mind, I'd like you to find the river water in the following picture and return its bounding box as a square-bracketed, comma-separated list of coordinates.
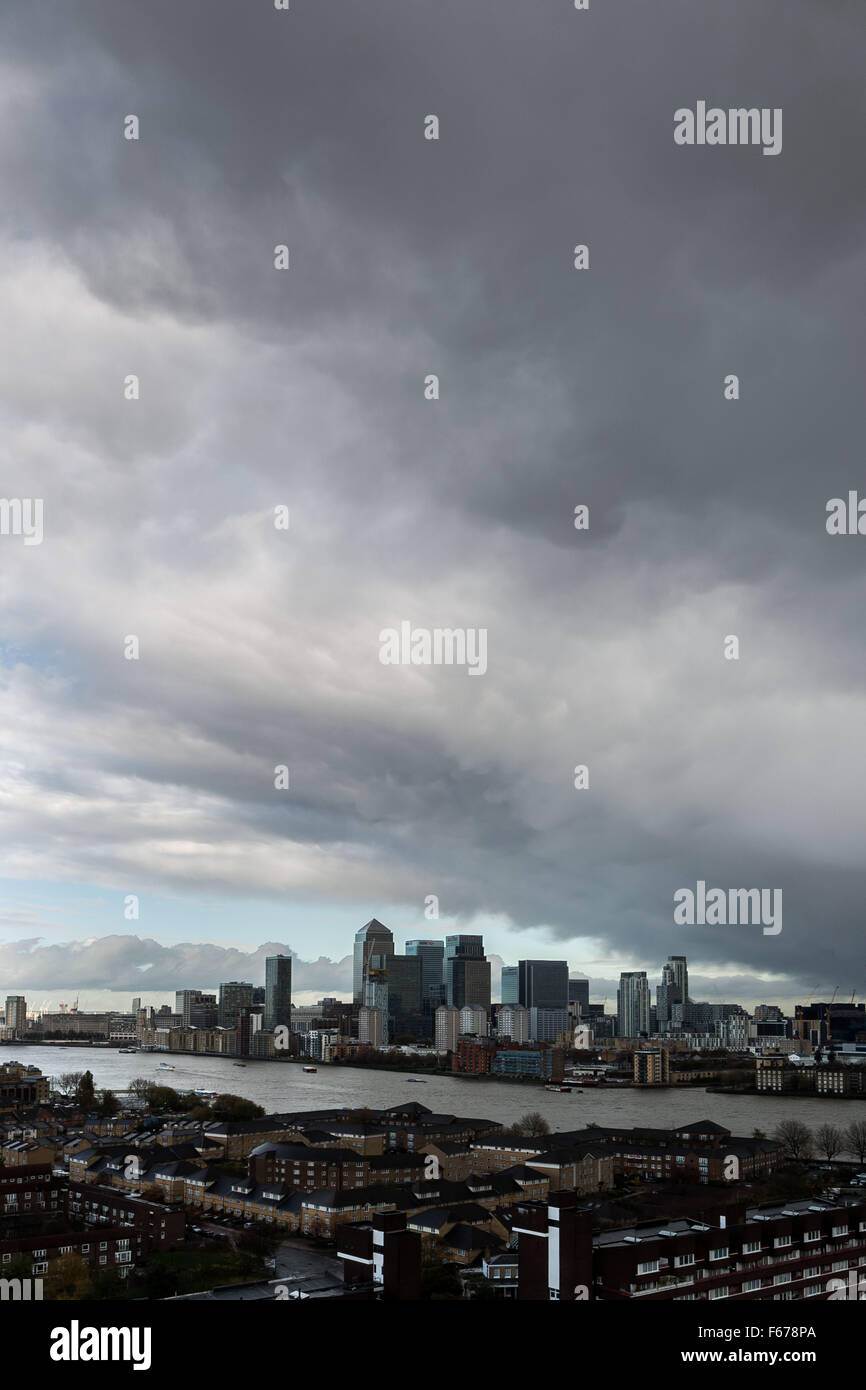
[8, 1044, 866, 1144]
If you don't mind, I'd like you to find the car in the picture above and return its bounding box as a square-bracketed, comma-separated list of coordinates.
[243, 1222, 253, 1228]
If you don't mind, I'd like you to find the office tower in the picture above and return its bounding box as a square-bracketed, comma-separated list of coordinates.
[501, 966, 519, 1004]
[131, 997, 141, 1014]
[435, 1005, 460, 1053]
[445, 936, 491, 1010]
[497, 1003, 529, 1043]
[218, 980, 254, 1028]
[5, 997, 26, 1037]
[384, 955, 424, 1037]
[568, 978, 589, 1012]
[617, 972, 650, 1037]
[518, 960, 569, 1012]
[236, 1004, 263, 1057]
[252, 986, 265, 1005]
[175, 990, 210, 1027]
[353, 918, 394, 1005]
[406, 940, 446, 1013]
[528, 1007, 568, 1043]
[656, 962, 678, 1031]
[189, 993, 218, 1028]
[264, 955, 293, 1032]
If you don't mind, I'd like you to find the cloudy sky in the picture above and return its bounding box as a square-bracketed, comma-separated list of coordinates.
[0, 0, 864, 1013]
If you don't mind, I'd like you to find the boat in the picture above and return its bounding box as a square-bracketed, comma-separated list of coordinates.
[193, 1089, 218, 1099]
[302, 1066, 317, 1073]
[233, 1062, 247, 1067]
[545, 1084, 572, 1093]
[157, 1062, 175, 1071]
[406, 1078, 426, 1083]
[118, 1047, 137, 1054]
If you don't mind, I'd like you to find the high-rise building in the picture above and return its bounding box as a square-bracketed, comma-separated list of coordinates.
[353, 919, 394, 1005]
[617, 972, 650, 1038]
[568, 978, 589, 1012]
[668, 955, 689, 1005]
[384, 955, 424, 1037]
[131, 997, 141, 1014]
[406, 940, 446, 1013]
[500, 966, 519, 1004]
[359, 1005, 384, 1047]
[518, 960, 569, 1012]
[528, 1007, 568, 1043]
[497, 1003, 529, 1043]
[4, 997, 26, 1038]
[264, 955, 292, 1032]
[459, 1004, 489, 1037]
[445, 936, 490, 1010]
[435, 1005, 460, 1053]
[218, 981, 254, 1029]
[175, 990, 216, 1027]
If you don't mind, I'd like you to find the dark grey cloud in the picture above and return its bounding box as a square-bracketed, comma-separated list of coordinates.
[0, 0, 864, 997]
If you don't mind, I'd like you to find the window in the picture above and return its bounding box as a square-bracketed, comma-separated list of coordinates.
[742, 1278, 762, 1292]
[803, 1230, 821, 1243]
[709, 1248, 729, 1261]
[708, 1286, 728, 1300]
[637, 1260, 659, 1275]
[674, 1254, 695, 1268]
[774, 1236, 791, 1249]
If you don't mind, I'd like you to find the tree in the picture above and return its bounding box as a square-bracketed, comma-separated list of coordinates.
[815, 1123, 844, 1162]
[774, 1119, 813, 1160]
[127, 1076, 151, 1100]
[75, 1071, 96, 1109]
[55, 1071, 85, 1098]
[98, 1089, 119, 1117]
[512, 1111, 551, 1138]
[44, 1253, 92, 1301]
[751, 1128, 767, 1140]
[143, 1084, 186, 1113]
[845, 1120, 866, 1166]
[209, 1094, 264, 1122]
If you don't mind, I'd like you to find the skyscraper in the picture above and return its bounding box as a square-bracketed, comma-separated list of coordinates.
[617, 972, 650, 1038]
[568, 978, 589, 1012]
[445, 936, 490, 1010]
[4, 996, 26, 1038]
[353, 919, 394, 1005]
[518, 960, 568, 1011]
[668, 955, 689, 1004]
[406, 939, 446, 1013]
[219, 980, 254, 1028]
[500, 966, 519, 1004]
[264, 955, 292, 1032]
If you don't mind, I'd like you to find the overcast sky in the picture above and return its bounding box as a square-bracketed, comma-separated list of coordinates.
[1, 0, 864, 1013]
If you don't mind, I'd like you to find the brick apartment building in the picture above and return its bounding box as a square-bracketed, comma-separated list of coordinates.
[516, 1190, 866, 1301]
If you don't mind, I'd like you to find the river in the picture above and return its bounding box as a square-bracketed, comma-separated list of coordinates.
[6, 1044, 866, 1144]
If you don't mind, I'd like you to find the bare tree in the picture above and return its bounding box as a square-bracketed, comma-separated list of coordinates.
[774, 1119, 813, 1160]
[845, 1120, 866, 1166]
[54, 1071, 84, 1097]
[516, 1111, 550, 1137]
[815, 1123, 844, 1162]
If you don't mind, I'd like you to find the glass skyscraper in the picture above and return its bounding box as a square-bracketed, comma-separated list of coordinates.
[264, 954, 292, 1032]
